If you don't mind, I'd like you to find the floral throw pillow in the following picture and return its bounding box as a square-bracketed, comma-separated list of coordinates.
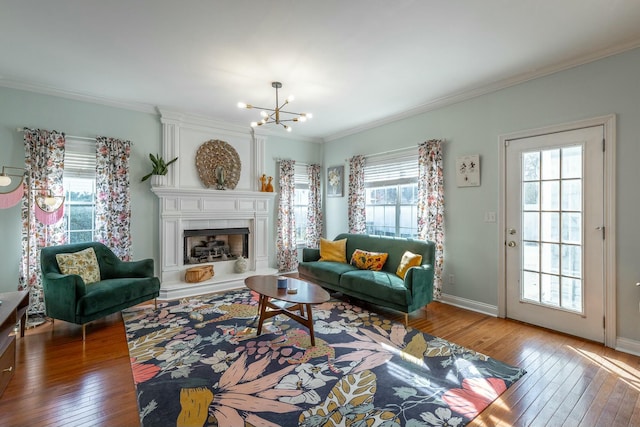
[350, 249, 388, 271]
[55, 247, 101, 284]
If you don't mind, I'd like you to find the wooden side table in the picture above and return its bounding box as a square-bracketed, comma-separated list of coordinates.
[0, 290, 29, 397]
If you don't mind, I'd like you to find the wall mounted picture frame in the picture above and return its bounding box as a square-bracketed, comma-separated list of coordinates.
[327, 165, 344, 197]
[456, 154, 480, 187]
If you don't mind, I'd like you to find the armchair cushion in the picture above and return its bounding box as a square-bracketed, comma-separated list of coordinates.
[55, 247, 101, 284]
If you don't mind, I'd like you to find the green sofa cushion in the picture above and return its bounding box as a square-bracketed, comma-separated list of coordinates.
[77, 277, 160, 317]
[299, 261, 357, 285]
[339, 270, 408, 306]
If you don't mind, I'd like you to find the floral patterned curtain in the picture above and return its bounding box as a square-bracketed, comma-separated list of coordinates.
[20, 129, 66, 318]
[277, 159, 298, 271]
[95, 137, 132, 260]
[305, 164, 323, 248]
[348, 155, 366, 234]
[418, 139, 445, 298]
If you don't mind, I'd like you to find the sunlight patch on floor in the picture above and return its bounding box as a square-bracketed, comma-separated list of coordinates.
[570, 346, 640, 391]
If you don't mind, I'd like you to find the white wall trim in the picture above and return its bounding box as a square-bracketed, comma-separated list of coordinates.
[615, 337, 640, 357]
[498, 114, 617, 348]
[0, 78, 158, 115]
[441, 294, 640, 358]
[438, 293, 498, 317]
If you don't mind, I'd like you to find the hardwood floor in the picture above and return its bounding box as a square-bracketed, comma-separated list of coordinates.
[1, 298, 639, 426]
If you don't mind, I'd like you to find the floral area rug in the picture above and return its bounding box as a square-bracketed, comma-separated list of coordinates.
[123, 289, 525, 427]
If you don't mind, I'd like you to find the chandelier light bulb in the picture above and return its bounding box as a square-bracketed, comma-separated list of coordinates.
[285, 125, 292, 132]
[305, 113, 313, 119]
[0, 174, 11, 187]
[237, 102, 247, 109]
[298, 116, 307, 122]
[260, 111, 269, 118]
[250, 122, 258, 128]
[287, 95, 295, 102]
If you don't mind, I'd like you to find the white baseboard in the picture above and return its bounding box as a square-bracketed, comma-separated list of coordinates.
[438, 293, 499, 317]
[615, 337, 640, 357]
[440, 294, 640, 357]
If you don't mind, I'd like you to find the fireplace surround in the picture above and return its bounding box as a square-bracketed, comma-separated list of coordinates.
[153, 111, 277, 299]
[152, 187, 277, 299]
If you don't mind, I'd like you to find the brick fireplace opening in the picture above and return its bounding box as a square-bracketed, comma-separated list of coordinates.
[184, 227, 249, 265]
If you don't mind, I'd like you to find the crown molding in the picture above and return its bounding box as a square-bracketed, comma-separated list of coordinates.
[322, 38, 640, 142]
[0, 78, 158, 115]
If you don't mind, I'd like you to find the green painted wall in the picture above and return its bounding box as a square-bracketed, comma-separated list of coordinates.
[0, 87, 161, 293]
[323, 47, 640, 342]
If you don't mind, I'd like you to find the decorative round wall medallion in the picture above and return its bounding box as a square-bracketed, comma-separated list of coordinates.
[195, 139, 241, 189]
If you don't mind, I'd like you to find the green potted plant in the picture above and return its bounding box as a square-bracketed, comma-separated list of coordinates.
[141, 153, 178, 183]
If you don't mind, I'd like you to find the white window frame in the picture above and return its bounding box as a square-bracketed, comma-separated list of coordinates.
[364, 152, 419, 238]
[63, 138, 97, 244]
[293, 164, 309, 245]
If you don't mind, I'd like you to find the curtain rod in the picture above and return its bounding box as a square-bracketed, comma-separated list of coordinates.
[17, 127, 96, 142]
[344, 140, 445, 162]
[273, 158, 315, 167]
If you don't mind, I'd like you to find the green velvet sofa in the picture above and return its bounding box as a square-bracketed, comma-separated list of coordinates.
[298, 233, 435, 323]
[40, 241, 160, 339]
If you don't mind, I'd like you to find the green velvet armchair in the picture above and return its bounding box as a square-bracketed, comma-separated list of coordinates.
[40, 241, 160, 340]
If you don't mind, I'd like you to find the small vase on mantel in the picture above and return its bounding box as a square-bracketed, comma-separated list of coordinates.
[151, 175, 163, 187]
[235, 256, 248, 273]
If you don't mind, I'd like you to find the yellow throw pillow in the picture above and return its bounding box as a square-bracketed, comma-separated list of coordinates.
[56, 247, 101, 284]
[396, 250, 423, 279]
[350, 249, 388, 271]
[319, 238, 347, 263]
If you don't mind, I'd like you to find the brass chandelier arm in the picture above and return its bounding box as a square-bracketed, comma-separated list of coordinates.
[238, 81, 311, 131]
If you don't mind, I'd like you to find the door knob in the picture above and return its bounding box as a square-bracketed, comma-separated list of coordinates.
[507, 241, 517, 247]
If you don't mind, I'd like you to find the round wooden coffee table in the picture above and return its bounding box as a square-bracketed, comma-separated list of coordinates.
[245, 275, 330, 346]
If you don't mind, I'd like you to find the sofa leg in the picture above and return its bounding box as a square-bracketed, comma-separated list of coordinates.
[82, 324, 86, 341]
[154, 298, 158, 310]
[404, 313, 408, 326]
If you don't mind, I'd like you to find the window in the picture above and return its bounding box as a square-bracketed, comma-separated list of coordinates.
[364, 154, 418, 238]
[293, 164, 309, 243]
[63, 139, 96, 244]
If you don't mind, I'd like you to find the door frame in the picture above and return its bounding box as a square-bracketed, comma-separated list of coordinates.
[498, 115, 616, 347]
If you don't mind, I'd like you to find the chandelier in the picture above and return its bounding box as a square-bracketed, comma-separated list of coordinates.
[237, 82, 312, 132]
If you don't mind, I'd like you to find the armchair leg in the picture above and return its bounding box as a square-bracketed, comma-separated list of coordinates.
[82, 324, 86, 341]
[154, 298, 157, 310]
[404, 313, 408, 326]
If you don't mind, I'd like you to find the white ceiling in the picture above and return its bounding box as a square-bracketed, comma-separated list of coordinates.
[2, 1, 640, 142]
